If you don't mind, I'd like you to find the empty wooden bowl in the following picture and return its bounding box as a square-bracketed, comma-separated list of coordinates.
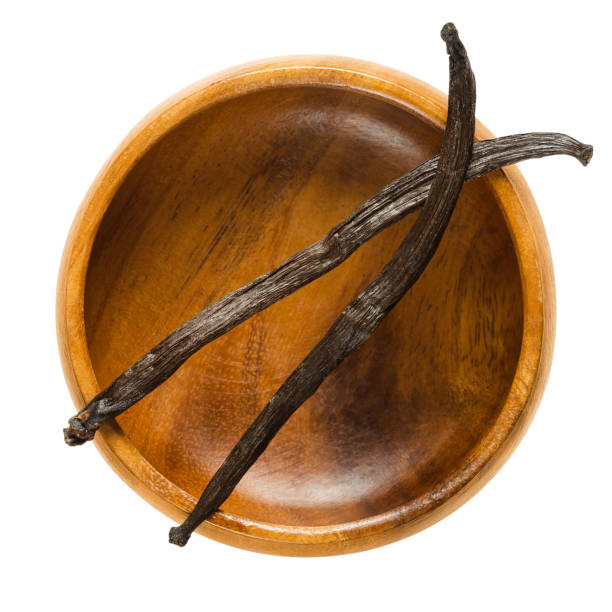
[57, 56, 554, 556]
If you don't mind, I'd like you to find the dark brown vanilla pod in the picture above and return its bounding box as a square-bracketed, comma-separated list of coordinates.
[168, 22, 476, 547]
[63, 130, 593, 446]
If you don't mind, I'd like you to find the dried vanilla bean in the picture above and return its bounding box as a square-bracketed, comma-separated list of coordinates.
[168, 22, 476, 546]
[63, 129, 592, 446]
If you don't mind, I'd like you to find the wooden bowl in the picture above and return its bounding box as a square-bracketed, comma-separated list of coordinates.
[57, 56, 554, 556]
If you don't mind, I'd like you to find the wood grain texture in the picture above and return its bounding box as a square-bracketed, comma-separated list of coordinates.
[57, 56, 555, 555]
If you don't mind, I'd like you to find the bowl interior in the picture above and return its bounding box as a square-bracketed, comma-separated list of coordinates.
[84, 84, 523, 527]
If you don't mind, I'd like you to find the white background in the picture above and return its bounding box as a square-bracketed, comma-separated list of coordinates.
[2, 1, 609, 610]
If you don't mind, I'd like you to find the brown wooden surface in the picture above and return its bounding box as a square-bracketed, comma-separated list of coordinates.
[57, 56, 555, 555]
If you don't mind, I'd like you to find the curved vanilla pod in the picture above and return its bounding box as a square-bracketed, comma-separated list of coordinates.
[168, 22, 477, 546]
[63, 130, 592, 446]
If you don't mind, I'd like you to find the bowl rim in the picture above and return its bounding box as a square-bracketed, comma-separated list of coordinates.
[57, 55, 555, 556]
